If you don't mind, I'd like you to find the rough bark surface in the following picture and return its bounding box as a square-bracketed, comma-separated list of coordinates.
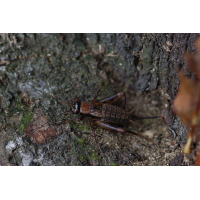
[0, 33, 198, 166]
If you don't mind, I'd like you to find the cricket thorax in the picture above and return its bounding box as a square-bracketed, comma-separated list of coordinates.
[80, 102, 92, 115]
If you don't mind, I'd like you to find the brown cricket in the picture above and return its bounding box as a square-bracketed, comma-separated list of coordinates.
[63, 87, 160, 149]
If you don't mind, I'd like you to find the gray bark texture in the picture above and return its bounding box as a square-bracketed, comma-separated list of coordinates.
[0, 33, 198, 166]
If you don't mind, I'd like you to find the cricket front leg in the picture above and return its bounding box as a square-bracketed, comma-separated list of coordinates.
[89, 117, 99, 150]
[66, 115, 85, 122]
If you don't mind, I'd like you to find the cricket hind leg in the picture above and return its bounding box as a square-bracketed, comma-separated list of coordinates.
[99, 92, 126, 109]
[92, 85, 126, 109]
[95, 120, 127, 133]
[95, 120, 151, 141]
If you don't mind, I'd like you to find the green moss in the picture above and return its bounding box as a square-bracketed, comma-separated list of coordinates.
[103, 80, 112, 90]
[128, 79, 134, 85]
[141, 40, 154, 71]
[79, 154, 87, 162]
[13, 98, 33, 132]
[110, 162, 117, 166]
[77, 138, 86, 147]
[90, 151, 100, 161]
[21, 111, 33, 132]
[15, 99, 24, 110]
[69, 121, 91, 132]
[68, 134, 101, 164]
[79, 124, 91, 131]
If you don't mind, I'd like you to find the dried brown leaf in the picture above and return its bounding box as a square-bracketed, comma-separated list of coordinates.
[196, 149, 200, 166]
[24, 109, 63, 145]
[173, 39, 200, 153]
[173, 71, 200, 131]
[195, 36, 200, 52]
[184, 52, 200, 79]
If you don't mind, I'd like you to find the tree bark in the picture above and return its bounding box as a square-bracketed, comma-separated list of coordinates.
[0, 33, 198, 165]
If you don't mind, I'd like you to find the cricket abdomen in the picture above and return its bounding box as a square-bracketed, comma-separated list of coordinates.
[101, 104, 130, 124]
